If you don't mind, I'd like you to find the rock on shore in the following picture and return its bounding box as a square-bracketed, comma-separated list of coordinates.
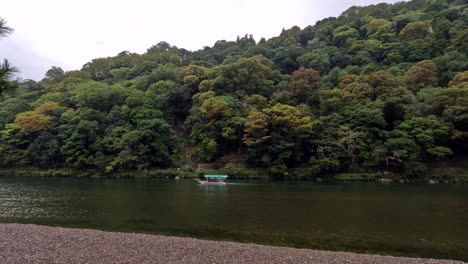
[0, 224, 462, 264]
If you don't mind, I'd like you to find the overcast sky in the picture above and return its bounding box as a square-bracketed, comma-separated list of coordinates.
[0, 0, 404, 80]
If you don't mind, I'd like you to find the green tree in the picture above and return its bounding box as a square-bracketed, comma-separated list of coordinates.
[405, 60, 439, 92]
[308, 115, 351, 174]
[396, 116, 452, 159]
[0, 18, 18, 96]
[333, 26, 359, 47]
[28, 133, 62, 168]
[399, 21, 433, 43]
[297, 50, 331, 75]
[200, 55, 277, 97]
[449, 71, 468, 88]
[0, 98, 31, 129]
[59, 108, 106, 168]
[365, 18, 394, 42]
[43, 66, 65, 85]
[68, 81, 128, 112]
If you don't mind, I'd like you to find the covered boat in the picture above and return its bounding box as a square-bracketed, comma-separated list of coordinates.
[197, 174, 228, 185]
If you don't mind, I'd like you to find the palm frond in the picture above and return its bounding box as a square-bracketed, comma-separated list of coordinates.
[0, 17, 13, 38]
[0, 59, 18, 80]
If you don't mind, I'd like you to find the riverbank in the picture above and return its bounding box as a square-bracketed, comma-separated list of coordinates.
[0, 165, 467, 183]
[0, 224, 462, 264]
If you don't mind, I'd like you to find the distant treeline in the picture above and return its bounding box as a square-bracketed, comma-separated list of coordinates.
[0, 0, 467, 177]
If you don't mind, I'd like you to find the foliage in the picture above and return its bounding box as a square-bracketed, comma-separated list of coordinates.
[0, 0, 466, 177]
[0, 18, 17, 97]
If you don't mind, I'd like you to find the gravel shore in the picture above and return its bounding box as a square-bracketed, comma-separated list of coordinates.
[0, 224, 463, 264]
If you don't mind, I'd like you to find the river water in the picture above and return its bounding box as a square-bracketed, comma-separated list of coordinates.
[0, 177, 467, 260]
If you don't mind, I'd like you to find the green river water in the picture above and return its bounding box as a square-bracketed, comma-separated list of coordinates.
[0, 177, 467, 260]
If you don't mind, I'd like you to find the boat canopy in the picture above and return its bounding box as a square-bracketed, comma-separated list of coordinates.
[204, 174, 228, 179]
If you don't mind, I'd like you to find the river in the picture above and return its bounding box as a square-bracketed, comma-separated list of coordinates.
[0, 177, 467, 261]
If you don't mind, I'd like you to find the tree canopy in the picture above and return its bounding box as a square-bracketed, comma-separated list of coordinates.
[0, 0, 467, 178]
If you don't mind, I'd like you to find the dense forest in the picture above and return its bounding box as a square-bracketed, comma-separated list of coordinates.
[0, 0, 467, 178]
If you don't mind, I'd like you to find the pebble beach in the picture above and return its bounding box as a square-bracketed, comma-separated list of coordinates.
[0, 224, 463, 264]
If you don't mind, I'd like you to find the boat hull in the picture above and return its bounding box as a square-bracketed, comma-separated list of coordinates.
[196, 180, 227, 185]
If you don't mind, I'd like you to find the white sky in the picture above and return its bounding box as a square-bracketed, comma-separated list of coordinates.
[0, 0, 404, 80]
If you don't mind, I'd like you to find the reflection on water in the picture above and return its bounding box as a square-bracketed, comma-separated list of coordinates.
[0, 182, 87, 219]
[0, 177, 467, 261]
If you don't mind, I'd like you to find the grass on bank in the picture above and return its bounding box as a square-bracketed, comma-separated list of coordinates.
[0, 162, 467, 183]
[426, 166, 468, 183]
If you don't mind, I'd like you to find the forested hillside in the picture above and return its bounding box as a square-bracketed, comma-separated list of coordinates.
[1, 0, 467, 178]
